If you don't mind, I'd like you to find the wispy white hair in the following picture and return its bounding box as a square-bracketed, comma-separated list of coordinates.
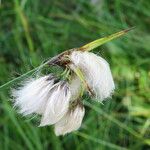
[40, 81, 71, 126]
[54, 104, 85, 136]
[70, 51, 115, 101]
[12, 75, 55, 115]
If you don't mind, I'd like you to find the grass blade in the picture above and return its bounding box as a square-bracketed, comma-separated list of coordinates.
[79, 28, 134, 51]
[75, 131, 129, 150]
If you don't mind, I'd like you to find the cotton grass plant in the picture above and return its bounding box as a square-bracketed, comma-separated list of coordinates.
[1, 29, 132, 136]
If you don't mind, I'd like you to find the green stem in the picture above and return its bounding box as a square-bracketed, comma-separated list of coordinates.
[0, 61, 49, 90]
[72, 65, 94, 96]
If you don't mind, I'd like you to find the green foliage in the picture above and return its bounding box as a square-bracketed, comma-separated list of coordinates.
[0, 0, 149, 150]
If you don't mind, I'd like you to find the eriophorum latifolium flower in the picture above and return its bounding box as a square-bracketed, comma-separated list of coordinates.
[11, 28, 132, 136]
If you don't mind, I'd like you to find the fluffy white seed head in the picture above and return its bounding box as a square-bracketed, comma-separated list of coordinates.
[54, 104, 85, 136]
[11, 75, 55, 115]
[70, 51, 115, 101]
[40, 81, 71, 126]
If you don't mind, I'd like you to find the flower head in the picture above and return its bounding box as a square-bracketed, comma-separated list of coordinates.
[54, 102, 85, 136]
[69, 51, 115, 101]
[12, 75, 55, 115]
[40, 81, 71, 126]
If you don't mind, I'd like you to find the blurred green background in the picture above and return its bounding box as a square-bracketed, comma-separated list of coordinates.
[0, 0, 150, 150]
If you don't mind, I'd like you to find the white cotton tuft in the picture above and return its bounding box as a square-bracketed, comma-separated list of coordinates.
[54, 104, 85, 136]
[11, 75, 55, 116]
[40, 82, 71, 126]
[70, 51, 115, 101]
